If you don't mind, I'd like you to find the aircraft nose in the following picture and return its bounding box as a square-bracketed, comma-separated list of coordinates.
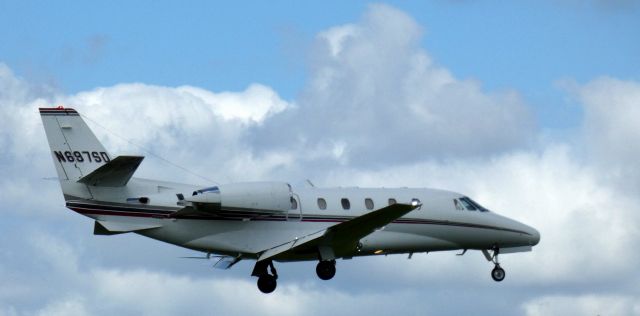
[527, 225, 540, 246]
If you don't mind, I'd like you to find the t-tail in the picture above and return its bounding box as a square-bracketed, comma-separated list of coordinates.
[40, 107, 143, 201]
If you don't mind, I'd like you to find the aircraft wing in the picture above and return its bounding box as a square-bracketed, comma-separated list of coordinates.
[78, 155, 144, 187]
[257, 203, 419, 262]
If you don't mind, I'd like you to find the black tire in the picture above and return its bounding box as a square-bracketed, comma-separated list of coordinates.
[491, 266, 506, 282]
[316, 261, 336, 280]
[257, 274, 277, 293]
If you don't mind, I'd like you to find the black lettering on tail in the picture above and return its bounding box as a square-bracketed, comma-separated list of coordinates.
[54, 151, 66, 162]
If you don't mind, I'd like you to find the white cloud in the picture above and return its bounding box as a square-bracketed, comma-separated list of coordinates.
[35, 297, 88, 316]
[318, 25, 358, 58]
[59, 82, 289, 148]
[57, 82, 292, 184]
[252, 4, 534, 166]
[522, 294, 640, 316]
[0, 64, 52, 156]
[0, 65, 67, 217]
[565, 77, 640, 190]
[1, 230, 434, 316]
[0, 64, 294, 216]
[28, 232, 82, 281]
[319, 144, 640, 287]
[2, 4, 640, 316]
[86, 269, 436, 316]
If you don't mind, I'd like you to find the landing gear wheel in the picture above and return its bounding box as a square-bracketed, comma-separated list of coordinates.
[491, 265, 506, 282]
[257, 274, 277, 293]
[316, 260, 336, 280]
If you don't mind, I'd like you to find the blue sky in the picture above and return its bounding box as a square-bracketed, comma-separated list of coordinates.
[2, 1, 638, 127]
[2, 2, 640, 315]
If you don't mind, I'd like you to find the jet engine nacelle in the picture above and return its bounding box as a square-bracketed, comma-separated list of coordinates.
[186, 181, 293, 213]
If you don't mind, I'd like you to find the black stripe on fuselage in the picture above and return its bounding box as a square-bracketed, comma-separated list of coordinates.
[65, 201, 531, 235]
[39, 108, 79, 116]
[40, 113, 80, 116]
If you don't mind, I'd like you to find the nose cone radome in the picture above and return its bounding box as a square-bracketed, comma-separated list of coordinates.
[527, 225, 541, 246]
[495, 213, 541, 248]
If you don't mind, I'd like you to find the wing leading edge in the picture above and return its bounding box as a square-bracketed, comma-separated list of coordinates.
[257, 203, 419, 262]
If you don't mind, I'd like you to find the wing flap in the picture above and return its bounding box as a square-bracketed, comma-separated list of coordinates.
[78, 156, 144, 187]
[213, 255, 243, 269]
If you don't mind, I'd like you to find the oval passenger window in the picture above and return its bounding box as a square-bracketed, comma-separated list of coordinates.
[365, 198, 374, 210]
[341, 198, 350, 210]
[317, 198, 327, 210]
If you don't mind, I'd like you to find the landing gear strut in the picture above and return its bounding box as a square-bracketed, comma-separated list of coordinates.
[252, 260, 278, 293]
[316, 260, 336, 280]
[487, 246, 505, 282]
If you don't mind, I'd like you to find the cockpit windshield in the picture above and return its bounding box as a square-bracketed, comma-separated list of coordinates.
[456, 197, 489, 212]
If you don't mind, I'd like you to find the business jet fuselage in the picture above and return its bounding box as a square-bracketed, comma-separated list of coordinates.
[40, 107, 540, 293]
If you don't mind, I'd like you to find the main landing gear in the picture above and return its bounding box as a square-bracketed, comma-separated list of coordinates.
[485, 246, 506, 282]
[252, 259, 338, 293]
[316, 260, 336, 280]
[252, 260, 278, 294]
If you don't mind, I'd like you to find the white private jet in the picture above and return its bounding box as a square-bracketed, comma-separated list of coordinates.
[40, 106, 540, 293]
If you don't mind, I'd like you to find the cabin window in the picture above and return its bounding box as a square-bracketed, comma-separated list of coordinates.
[365, 198, 374, 210]
[388, 198, 397, 205]
[290, 197, 298, 210]
[341, 198, 351, 210]
[317, 198, 327, 210]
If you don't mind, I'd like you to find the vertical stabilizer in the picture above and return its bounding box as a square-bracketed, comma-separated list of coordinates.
[40, 107, 111, 199]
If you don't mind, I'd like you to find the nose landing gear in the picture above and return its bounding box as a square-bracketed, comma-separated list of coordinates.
[491, 264, 506, 282]
[483, 246, 506, 282]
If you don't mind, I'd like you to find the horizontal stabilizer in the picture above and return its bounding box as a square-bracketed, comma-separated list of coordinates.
[94, 220, 162, 235]
[78, 156, 144, 187]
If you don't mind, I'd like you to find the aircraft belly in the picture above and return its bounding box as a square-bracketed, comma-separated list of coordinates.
[86, 214, 532, 258]
[359, 230, 459, 253]
[390, 220, 531, 249]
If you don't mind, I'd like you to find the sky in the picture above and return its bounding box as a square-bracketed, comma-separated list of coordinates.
[1, 1, 640, 315]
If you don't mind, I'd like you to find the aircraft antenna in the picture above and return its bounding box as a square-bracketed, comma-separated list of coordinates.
[79, 113, 219, 185]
